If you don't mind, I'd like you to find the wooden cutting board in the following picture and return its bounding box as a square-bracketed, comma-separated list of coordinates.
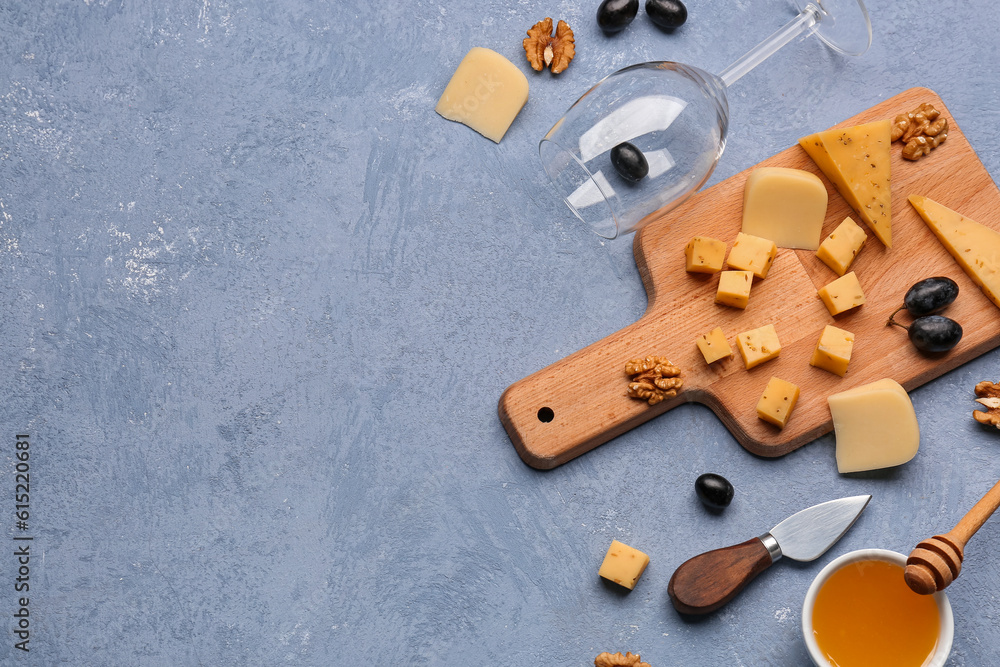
[500, 87, 1000, 469]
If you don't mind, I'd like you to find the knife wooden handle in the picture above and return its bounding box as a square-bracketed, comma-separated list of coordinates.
[667, 537, 774, 614]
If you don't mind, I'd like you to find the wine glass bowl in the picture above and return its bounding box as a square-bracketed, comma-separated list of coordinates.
[540, 0, 872, 239]
[540, 63, 729, 239]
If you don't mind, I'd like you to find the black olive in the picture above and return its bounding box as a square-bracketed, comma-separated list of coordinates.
[888, 311, 963, 353]
[903, 277, 959, 316]
[695, 473, 734, 510]
[646, 0, 687, 29]
[610, 142, 649, 182]
[597, 0, 639, 33]
[906, 315, 963, 353]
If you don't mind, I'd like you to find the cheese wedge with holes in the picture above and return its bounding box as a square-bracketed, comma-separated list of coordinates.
[829, 379, 919, 473]
[799, 120, 892, 248]
[908, 195, 1000, 309]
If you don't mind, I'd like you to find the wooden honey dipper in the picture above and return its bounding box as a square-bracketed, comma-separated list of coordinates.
[905, 477, 1000, 594]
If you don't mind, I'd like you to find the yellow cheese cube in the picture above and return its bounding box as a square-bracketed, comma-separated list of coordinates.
[810, 325, 855, 376]
[756, 377, 800, 428]
[726, 232, 778, 279]
[435, 48, 530, 143]
[696, 327, 732, 364]
[716, 270, 753, 309]
[736, 324, 781, 369]
[685, 236, 726, 274]
[829, 379, 919, 473]
[818, 271, 866, 316]
[741, 167, 829, 250]
[598, 539, 649, 590]
[816, 217, 867, 276]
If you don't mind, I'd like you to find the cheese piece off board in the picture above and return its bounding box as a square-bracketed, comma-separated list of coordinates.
[499, 88, 1000, 469]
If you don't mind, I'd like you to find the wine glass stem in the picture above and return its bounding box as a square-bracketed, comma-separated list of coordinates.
[718, 3, 823, 88]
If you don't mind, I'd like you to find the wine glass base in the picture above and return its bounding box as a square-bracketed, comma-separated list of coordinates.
[797, 0, 872, 57]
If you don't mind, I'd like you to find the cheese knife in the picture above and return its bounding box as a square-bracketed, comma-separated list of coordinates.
[668, 494, 872, 614]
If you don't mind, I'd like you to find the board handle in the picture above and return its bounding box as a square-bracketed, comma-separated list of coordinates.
[667, 537, 774, 614]
[498, 317, 688, 469]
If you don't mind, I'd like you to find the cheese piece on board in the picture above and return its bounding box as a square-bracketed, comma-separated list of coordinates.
[695, 327, 732, 364]
[799, 120, 892, 248]
[716, 270, 753, 309]
[816, 217, 867, 276]
[810, 325, 855, 376]
[818, 271, 866, 316]
[736, 324, 781, 369]
[828, 379, 920, 473]
[435, 48, 529, 143]
[741, 168, 828, 250]
[685, 236, 726, 274]
[726, 232, 778, 279]
[598, 539, 649, 590]
[756, 377, 800, 429]
[908, 195, 1000, 309]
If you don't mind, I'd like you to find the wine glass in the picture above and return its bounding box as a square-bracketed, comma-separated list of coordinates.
[539, 0, 872, 239]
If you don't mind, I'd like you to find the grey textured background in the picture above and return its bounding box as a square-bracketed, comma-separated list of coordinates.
[1, 0, 999, 664]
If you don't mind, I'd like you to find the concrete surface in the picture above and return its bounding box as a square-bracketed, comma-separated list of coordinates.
[0, 0, 998, 664]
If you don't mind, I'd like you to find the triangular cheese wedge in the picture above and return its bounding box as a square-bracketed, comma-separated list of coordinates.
[909, 195, 1000, 309]
[799, 120, 892, 248]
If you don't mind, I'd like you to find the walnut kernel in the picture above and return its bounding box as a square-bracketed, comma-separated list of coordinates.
[595, 652, 651, 667]
[523, 18, 575, 74]
[594, 651, 650, 667]
[891, 102, 948, 160]
[625, 356, 682, 405]
[973, 381, 1000, 427]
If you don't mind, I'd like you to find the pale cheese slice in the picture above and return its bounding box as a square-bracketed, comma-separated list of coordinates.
[741, 167, 828, 250]
[799, 120, 892, 248]
[436, 48, 529, 143]
[908, 194, 1000, 309]
[828, 379, 919, 473]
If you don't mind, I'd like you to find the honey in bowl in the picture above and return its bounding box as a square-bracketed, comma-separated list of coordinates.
[811, 559, 940, 667]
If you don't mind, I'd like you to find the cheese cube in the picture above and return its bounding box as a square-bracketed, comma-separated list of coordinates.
[736, 324, 781, 369]
[696, 327, 732, 364]
[726, 232, 778, 279]
[817, 217, 867, 276]
[741, 167, 828, 250]
[716, 271, 753, 309]
[810, 325, 855, 376]
[756, 377, 800, 428]
[828, 379, 920, 473]
[435, 48, 530, 143]
[598, 539, 649, 590]
[685, 236, 726, 274]
[818, 271, 866, 316]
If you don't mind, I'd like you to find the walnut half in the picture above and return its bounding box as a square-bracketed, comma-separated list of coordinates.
[626, 356, 682, 405]
[891, 102, 948, 161]
[595, 652, 651, 667]
[974, 381, 1000, 428]
[523, 18, 575, 74]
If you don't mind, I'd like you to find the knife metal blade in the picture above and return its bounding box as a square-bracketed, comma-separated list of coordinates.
[766, 494, 872, 562]
[668, 494, 872, 615]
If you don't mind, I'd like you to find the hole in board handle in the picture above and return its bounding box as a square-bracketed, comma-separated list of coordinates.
[537, 407, 554, 423]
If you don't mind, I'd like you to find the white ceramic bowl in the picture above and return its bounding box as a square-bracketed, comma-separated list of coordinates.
[802, 549, 954, 667]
